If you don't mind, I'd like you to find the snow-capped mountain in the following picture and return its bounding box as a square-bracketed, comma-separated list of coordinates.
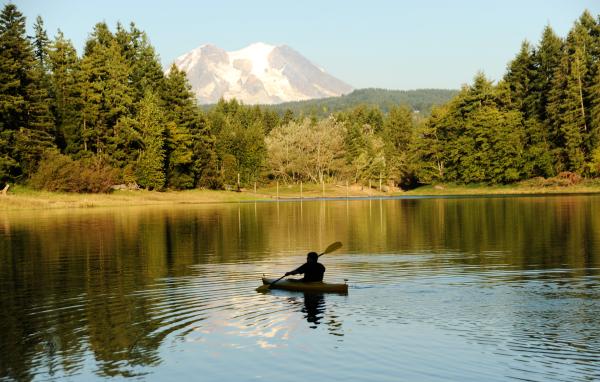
[170, 42, 353, 104]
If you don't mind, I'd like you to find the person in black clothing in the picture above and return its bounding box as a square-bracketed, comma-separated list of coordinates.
[285, 251, 325, 282]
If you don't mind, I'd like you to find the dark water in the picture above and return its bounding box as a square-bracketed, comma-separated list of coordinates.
[1, 195, 600, 381]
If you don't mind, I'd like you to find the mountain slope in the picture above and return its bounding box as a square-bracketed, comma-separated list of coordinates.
[264, 88, 459, 117]
[171, 42, 353, 104]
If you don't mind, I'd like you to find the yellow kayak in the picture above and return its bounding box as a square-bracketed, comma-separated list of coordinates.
[261, 277, 348, 294]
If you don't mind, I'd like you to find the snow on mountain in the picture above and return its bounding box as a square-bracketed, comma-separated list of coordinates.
[170, 42, 353, 104]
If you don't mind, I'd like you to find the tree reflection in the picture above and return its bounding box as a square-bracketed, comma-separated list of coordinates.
[1, 196, 600, 379]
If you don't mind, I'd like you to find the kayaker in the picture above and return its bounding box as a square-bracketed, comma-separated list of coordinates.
[285, 252, 325, 282]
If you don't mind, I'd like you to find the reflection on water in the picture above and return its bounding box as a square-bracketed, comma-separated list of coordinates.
[0, 195, 600, 381]
[302, 293, 325, 328]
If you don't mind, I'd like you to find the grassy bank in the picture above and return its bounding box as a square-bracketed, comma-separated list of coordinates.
[2, 181, 600, 210]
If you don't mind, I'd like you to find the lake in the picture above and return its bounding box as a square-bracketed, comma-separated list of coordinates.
[1, 195, 600, 381]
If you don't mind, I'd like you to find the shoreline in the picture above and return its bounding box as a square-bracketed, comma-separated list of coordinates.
[1, 183, 600, 210]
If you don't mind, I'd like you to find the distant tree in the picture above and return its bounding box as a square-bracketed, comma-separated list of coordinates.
[209, 99, 267, 185]
[383, 105, 415, 186]
[281, 109, 295, 125]
[266, 118, 346, 183]
[413, 105, 447, 183]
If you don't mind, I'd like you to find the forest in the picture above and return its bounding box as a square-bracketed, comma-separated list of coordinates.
[263, 88, 459, 118]
[1, 4, 600, 192]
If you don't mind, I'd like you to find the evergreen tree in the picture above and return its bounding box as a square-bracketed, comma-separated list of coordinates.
[535, 26, 563, 124]
[382, 106, 414, 186]
[79, 23, 133, 155]
[115, 22, 165, 102]
[0, 4, 54, 180]
[0, 4, 30, 135]
[504, 41, 537, 118]
[547, 23, 591, 172]
[522, 117, 555, 177]
[281, 109, 295, 125]
[48, 30, 82, 152]
[135, 92, 165, 189]
[417, 73, 527, 184]
[32, 15, 50, 71]
[413, 105, 447, 183]
[591, 63, 600, 156]
[162, 65, 219, 188]
[562, 42, 587, 170]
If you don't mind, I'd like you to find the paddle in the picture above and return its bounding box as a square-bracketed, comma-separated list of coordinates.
[256, 241, 343, 292]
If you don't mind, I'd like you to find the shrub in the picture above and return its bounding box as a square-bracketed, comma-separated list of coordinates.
[519, 172, 582, 188]
[29, 151, 119, 193]
[556, 171, 582, 186]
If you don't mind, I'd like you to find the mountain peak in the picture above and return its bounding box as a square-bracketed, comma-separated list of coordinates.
[171, 42, 352, 104]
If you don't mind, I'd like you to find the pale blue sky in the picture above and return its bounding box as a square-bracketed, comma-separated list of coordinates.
[12, 0, 600, 89]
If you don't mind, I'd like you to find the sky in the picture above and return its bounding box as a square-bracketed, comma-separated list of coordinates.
[12, 0, 600, 90]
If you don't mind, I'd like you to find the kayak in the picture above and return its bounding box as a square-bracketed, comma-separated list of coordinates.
[261, 277, 348, 294]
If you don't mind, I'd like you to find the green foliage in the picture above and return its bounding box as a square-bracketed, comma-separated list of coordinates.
[263, 88, 459, 118]
[134, 92, 166, 190]
[209, 99, 267, 185]
[504, 41, 537, 118]
[589, 146, 600, 176]
[115, 22, 165, 102]
[412, 106, 446, 184]
[48, 30, 83, 152]
[266, 118, 346, 182]
[382, 106, 415, 186]
[414, 11, 600, 184]
[80, 24, 134, 155]
[3, 4, 600, 193]
[533, 26, 563, 124]
[416, 74, 528, 184]
[0, 4, 55, 181]
[161, 65, 220, 189]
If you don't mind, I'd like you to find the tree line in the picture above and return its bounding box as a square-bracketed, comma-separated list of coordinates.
[417, 11, 600, 183]
[1, 4, 599, 192]
[263, 88, 459, 118]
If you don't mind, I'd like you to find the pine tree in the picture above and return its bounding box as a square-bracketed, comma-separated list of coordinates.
[579, 11, 600, 160]
[547, 22, 591, 172]
[382, 106, 414, 186]
[48, 30, 82, 152]
[534, 26, 563, 124]
[0, 4, 54, 180]
[0, 4, 30, 133]
[115, 22, 165, 102]
[162, 65, 219, 188]
[413, 105, 448, 183]
[504, 40, 537, 118]
[135, 91, 165, 190]
[79, 23, 133, 155]
[281, 109, 295, 125]
[591, 63, 600, 155]
[32, 16, 50, 71]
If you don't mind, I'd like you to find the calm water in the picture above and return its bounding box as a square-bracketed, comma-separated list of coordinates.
[1, 196, 600, 381]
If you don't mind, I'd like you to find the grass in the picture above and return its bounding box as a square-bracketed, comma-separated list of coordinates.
[2, 180, 600, 210]
[405, 180, 600, 195]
